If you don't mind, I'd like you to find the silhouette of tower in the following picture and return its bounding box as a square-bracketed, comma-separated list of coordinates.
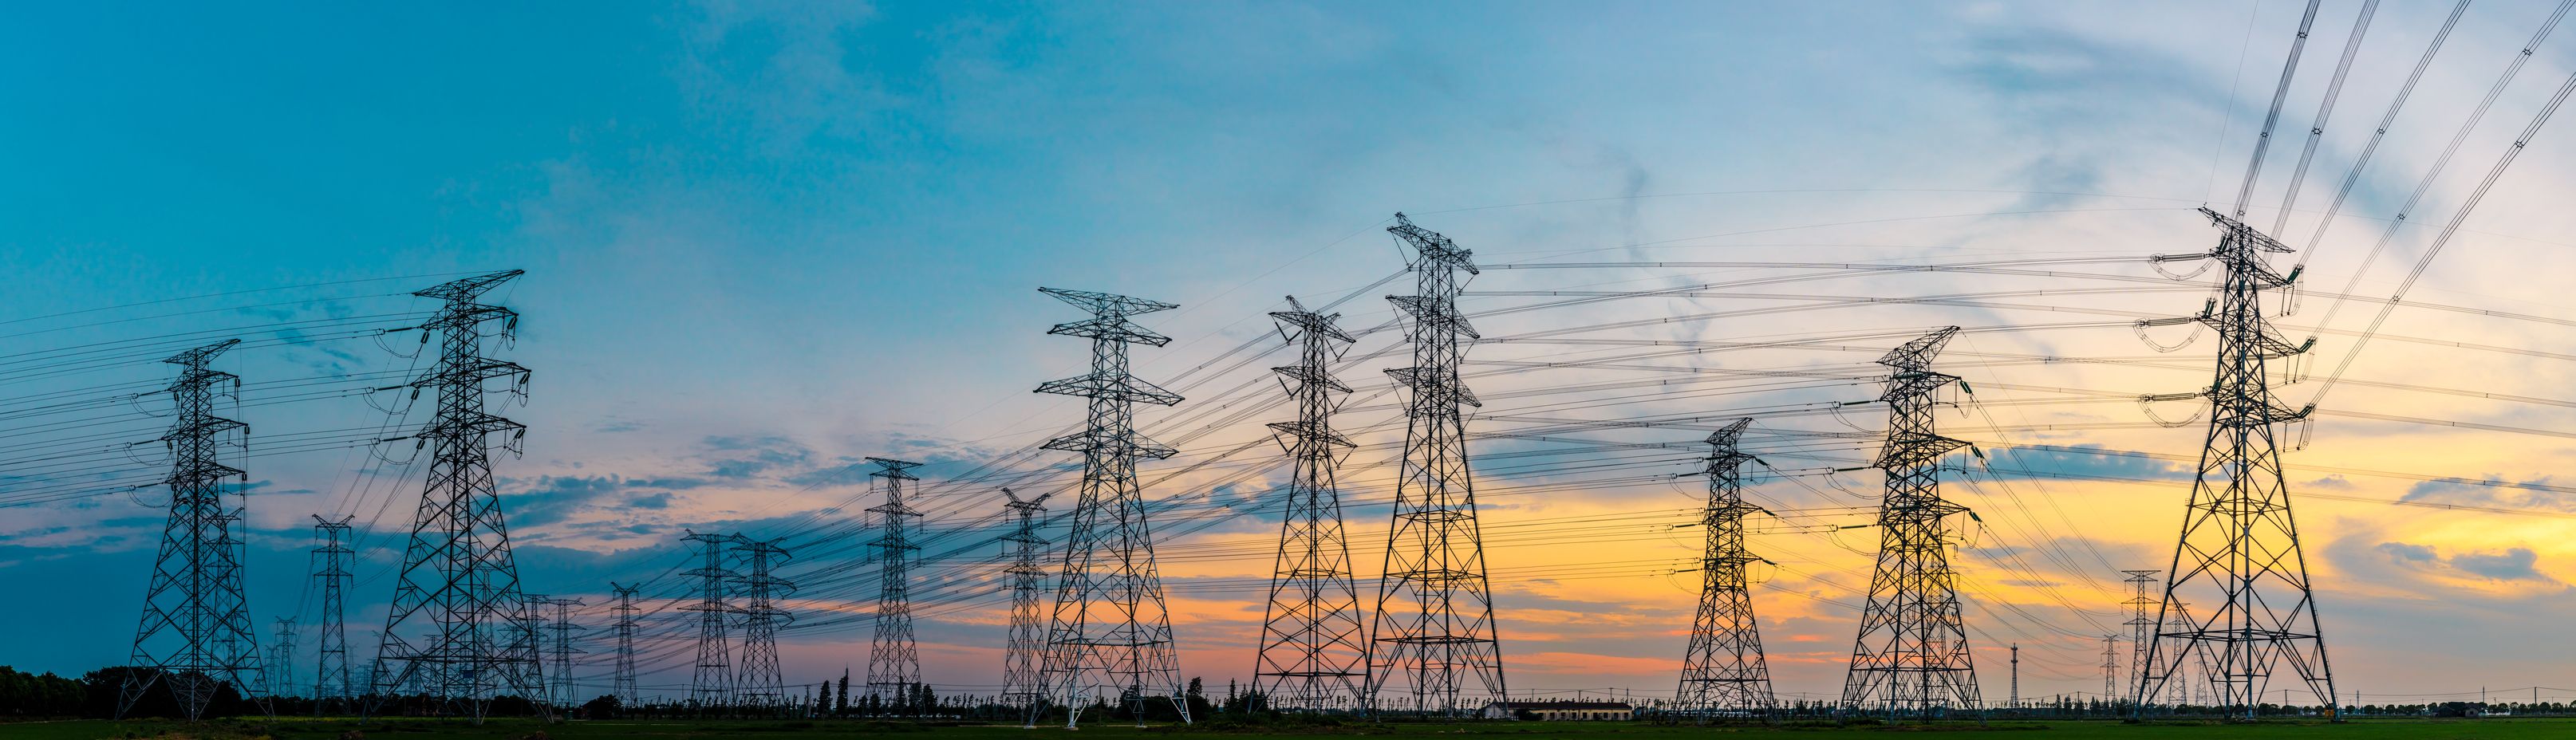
[1674, 419, 1775, 720]
[1000, 489, 1054, 716]
[2135, 209, 2336, 719]
[368, 270, 543, 720]
[1839, 327, 1979, 719]
[865, 458, 924, 710]
[270, 619, 301, 698]
[1253, 296, 1370, 712]
[1030, 287, 1193, 728]
[310, 515, 355, 710]
[736, 537, 792, 714]
[119, 338, 268, 720]
[537, 596, 582, 708]
[684, 529, 742, 710]
[609, 583, 641, 705]
[1367, 214, 1507, 716]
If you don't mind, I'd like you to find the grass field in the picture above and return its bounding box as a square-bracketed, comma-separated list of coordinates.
[8, 718, 2576, 740]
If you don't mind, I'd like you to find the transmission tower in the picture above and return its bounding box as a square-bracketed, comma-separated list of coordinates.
[368, 270, 543, 720]
[270, 619, 301, 698]
[1031, 287, 1193, 727]
[1367, 214, 1507, 717]
[1674, 418, 1776, 721]
[684, 529, 743, 710]
[310, 515, 355, 710]
[737, 537, 793, 714]
[2008, 645, 2018, 710]
[1252, 296, 1370, 712]
[2121, 569, 2157, 697]
[2101, 636, 2119, 703]
[1838, 326, 1979, 719]
[2135, 208, 2336, 719]
[119, 338, 267, 720]
[609, 583, 641, 705]
[537, 596, 583, 708]
[864, 458, 924, 711]
[1000, 488, 1054, 716]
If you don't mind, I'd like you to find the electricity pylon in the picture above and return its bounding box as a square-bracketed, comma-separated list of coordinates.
[538, 596, 583, 708]
[120, 338, 268, 720]
[2121, 569, 2157, 696]
[1252, 297, 1369, 712]
[684, 529, 743, 710]
[270, 619, 301, 698]
[865, 458, 924, 710]
[2134, 208, 2336, 720]
[1673, 418, 1775, 721]
[737, 537, 793, 714]
[2101, 636, 2120, 703]
[609, 583, 641, 705]
[1031, 287, 1191, 728]
[310, 515, 355, 710]
[1839, 326, 1979, 719]
[369, 270, 544, 721]
[1368, 214, 1507, 717]
[1000, 488, 1054, 718]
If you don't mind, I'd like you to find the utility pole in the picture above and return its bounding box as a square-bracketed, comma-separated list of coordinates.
[310, 515, 355, 711]
[865, 459, 924, 712]
[684, 529, 744, 710]
[1367, 214, 1508, 717]
[1000, 489, 1054, 718]
[1031, 287, 1192, 728]
[2009, 645, 2018, 710]
[538, 596, 583, 709]
[368, 270, 543, 721]
[119, 338, 268, 720]
[1839, 327, 1979, 719]
[609, 582, 641, 706]
[1252, 296, 1370, 712]
[270, 619, 301, 698]
[2136, 209, 2336, 720]
[737, 537, 792, 714]
[1673, 419, 1775, 721]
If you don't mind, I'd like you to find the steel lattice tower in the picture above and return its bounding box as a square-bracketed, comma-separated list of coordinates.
[864, 458, 924, 710]
[1252, 297, 1369, 712]
[2135, 208, 2336, 719]
[368, 270, 543, 720]
[1000, 488, 1054, 716]
[609, 583, 641, 705]
[1674, 419, 1775, 720]
[119, 338, 267, 720]
[1367, 214, 1507, 717]
[270, 619, 301, 698]
[310, 515, 355, 709]
[736, 537, 793, 713]
[1838, 326, 1980, 718]
[684, 529, 742, 709]
[2121, 569, 2157, 698]
[1030, 287, 1192, 728]
[538, 596, 582, 708]
[2101, 636, 2119, 703]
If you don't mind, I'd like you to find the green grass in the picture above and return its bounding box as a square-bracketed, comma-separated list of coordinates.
[9, 718, 2576, 740]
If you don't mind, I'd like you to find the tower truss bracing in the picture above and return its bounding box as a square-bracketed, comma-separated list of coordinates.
[2121, 569, 2157, 699]
[270, 619, 301, 698]
[367, 270, 543, 721]
[1673, 418, 1776, 721]
[609, 583, 641, 705]
[864, 458, 924, 711]
[1838, 326, 1980, 719]
[310, 515, 355, 709]
[1252, 296, 1370, 712]
[538, 596, 583, 708]
[736, 537, 793, 713]
[684, 529, 744, 709]
[2135, 208, 2336, 719]
[120, 338, 268, 720]
[1030, 287, 1192, 728]
[1367, 214, 1507, 717]
[1000, 489, 1055, 716]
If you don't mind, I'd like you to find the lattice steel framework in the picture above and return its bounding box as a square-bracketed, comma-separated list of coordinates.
[684, 529, 742, 709]
[2122, 569, 2157, 697]
[1000, 488, 1054, 716]
[1674, 419, 1775, 720]
[736, 537, 792, 713]
[310, 515, 355, 710]
[1252, 297, 1369, 712]
[2101, 636, 2120, 702]
[270, 619, 301, 698]
[1031, 287, 1191, 728]
[864, 458, 923, 710]
[368, 270, 542, 720]
[120, 338, 267, 720]
[1367, 214, 1507, 717]
[609, 583, 641, 705]
[2134, 208, 2336, 719]
[538, 596, 583, 708]
[1839, 326, 1979, 719]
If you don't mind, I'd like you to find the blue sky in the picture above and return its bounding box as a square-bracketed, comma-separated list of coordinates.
[16, 0, 2576, 707]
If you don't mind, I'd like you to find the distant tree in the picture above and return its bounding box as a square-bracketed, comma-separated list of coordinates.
[835, 671, 850, 716]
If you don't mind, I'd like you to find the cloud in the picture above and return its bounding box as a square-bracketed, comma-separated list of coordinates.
[1974, 444, 2191, 482]
[629, 492, 674, 510]
[2376, 541, 2437, 564]
[2399, 474, 2576, 512]
[2373, 541, 2552, 583]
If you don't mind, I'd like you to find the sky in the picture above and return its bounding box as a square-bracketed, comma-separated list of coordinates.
[12, 0, 2576, 710]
